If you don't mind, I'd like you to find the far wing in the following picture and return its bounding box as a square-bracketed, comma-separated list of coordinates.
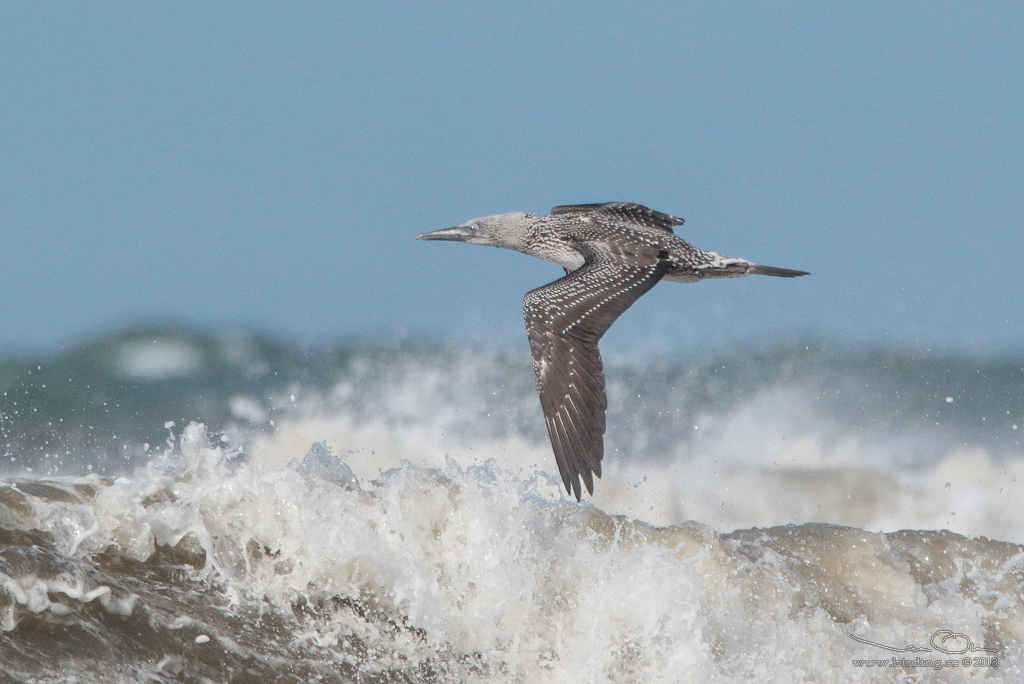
[523, 252, 670, 499]
[551, 202, 685, 233]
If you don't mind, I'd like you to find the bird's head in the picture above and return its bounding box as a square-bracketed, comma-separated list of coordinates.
[417, 212, 532, 250]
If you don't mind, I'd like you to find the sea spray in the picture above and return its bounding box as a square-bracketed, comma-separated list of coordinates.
[0, 424, 1021, 681]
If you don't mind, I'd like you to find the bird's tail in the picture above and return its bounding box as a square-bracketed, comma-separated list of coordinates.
[748, 265, 810, 278]
[681, 258, 810, 281]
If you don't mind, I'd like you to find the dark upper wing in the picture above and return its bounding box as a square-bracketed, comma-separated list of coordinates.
[523, 248, 671, 500]
[551, 202, 685, 233]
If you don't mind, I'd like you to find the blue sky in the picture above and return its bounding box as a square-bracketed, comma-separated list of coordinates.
[1, 3, 1021, 354]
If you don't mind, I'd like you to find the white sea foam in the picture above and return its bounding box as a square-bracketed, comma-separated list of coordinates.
[2, 335, 1023, 681]
[247, 378, 1024, 543]
[115, 339, 202, 381]
[2, 422, 1021, 681]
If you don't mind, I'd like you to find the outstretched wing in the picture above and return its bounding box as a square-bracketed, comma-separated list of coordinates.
[523, 247, 671, 499]
[551, 202, 685, 233]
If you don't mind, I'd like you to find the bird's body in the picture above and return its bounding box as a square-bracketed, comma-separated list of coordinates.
[418, 202, 808, 500]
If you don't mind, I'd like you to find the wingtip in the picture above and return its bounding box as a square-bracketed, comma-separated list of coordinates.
[563, 467, 600, 501]
[568, 474, 582, 502]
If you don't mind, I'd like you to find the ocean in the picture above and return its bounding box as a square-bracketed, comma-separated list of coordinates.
[1, 326, 1022, 682]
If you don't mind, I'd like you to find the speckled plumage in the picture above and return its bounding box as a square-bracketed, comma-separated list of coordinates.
[417, 202, 809, 500]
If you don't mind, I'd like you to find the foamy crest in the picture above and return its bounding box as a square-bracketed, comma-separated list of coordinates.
[116, 339, 202, 381]
[2, 424, 1022, 682]
[249, 381, 1024, 543]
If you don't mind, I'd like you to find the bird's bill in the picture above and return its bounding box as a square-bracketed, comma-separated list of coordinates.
[415, 226, 472, 241]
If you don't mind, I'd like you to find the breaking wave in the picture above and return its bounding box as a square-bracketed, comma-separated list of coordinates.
[1, 327, 1022, 681]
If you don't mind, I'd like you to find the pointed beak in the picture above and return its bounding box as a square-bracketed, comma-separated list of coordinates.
[416, 226, 473, 242]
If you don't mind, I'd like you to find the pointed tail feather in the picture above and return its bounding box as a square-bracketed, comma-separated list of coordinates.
[749, 265, 810, 278]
